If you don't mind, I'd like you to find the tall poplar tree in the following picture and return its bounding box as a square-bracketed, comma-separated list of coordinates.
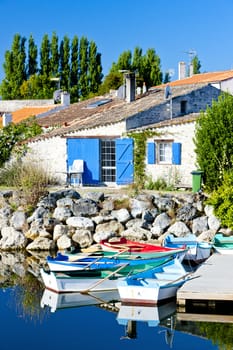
[50, 32, 59, 77]
[70, 35, 79, 102]
[59, 36, 70, 91]
[40, 34, 51, 77]
[79, 36, 89, 98]
[27, 34, 38, 78]
[0, 34, 26, 99]
[88, 41, 103, 94]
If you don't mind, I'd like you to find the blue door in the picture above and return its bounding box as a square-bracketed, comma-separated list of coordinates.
[67, 138, 100, 185]
[116, 138, 134, 185]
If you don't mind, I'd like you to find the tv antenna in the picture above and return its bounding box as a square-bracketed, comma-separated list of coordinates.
[184, 49, 196, 62]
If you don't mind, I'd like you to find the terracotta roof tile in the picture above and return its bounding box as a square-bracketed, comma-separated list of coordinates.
[158, 69, 233, 87]
[0, 106, 57, 127]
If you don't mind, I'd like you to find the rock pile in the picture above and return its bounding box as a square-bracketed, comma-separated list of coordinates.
[0, 188, 224, 252]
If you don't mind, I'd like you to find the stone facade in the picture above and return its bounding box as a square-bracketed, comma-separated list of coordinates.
[25, 121, 126, 184]
[146, 121, 196, 186]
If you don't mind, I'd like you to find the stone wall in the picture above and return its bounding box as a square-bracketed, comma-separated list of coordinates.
[0, 188, 223, 252]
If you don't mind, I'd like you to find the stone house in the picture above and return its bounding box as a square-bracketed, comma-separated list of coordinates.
[19, 69, 233, 188]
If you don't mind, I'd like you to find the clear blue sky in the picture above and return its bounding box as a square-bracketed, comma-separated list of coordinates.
[0, 0, 233, 82]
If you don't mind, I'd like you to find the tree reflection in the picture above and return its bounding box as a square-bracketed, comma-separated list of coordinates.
[197, 322, 233, 349]
[8, 273, 48, 323]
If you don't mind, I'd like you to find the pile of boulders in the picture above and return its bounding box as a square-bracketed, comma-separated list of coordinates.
[0, 188, 226, 252]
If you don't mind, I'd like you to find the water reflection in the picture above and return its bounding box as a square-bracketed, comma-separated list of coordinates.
[0, 251, 232, 349]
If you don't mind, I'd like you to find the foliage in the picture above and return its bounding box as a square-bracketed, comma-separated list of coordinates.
[0, 118, 42, 167]
[127, 130, 158, 191]
[0, 32, 103, 102]
[0, 161, 57, 209]
[11, 275, 47, 322]
[103, 46, 162, 92]
[194, 92, 233, 192]
[197, 321, 233, 349]
[191, 55, 201, 74]
[98, 71, 123, 95]
[206, 171, 233, 229]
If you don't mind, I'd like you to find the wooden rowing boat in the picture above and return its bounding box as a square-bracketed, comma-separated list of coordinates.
[117, 257, 192, 305]
[162, 233, 212, 264]
[213, 233, 233, 254]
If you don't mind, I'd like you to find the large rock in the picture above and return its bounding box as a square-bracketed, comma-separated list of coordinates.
[0, 226, 28, 250]
[66, 216, 95, 231]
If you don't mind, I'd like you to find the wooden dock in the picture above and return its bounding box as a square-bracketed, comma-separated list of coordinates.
[177, 253, 233, 310]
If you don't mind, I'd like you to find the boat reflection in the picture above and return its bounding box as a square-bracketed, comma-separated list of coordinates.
[40, 288, 177, 344]
[117, 300, 176, 343]
[40, 288, 120, 312]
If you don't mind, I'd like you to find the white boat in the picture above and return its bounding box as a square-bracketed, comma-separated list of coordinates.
[40, 288, 120, 312]
[117, 300, 176, 327]
[163, 233, 212, 264]
[117, 257, 191, 305]
[40, 263, 130, 293]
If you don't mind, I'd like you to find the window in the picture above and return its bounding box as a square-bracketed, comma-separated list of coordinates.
[158, 142, 172, 163]
[180, 100, 187, 114]
[147, 141, 181, 165]
[101, 139, 116, 182]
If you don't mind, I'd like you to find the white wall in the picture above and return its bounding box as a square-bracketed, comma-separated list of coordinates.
[146, 121, 197, 187]
[24, 121, 126, 184]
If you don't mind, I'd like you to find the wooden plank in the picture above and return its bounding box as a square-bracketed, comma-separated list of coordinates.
[177, 254, 233, 305]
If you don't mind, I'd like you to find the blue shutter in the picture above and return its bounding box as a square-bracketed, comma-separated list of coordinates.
[116, 138, 134, 185]
[67, 138, 100, 185]
[147, 142, 156, 164]
[172, 142, 181, 164]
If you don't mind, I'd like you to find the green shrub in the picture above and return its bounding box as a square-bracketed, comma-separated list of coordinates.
[145, 176, 175, 191]
[206, 171, 233, 229]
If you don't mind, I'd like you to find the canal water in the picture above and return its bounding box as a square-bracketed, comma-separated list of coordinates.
[0, 284, 232, 350]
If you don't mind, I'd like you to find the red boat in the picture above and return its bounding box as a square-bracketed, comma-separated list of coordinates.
[99, 237, 187, 260]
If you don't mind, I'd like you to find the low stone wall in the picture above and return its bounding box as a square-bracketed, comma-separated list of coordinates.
[0, 188, 227, 252]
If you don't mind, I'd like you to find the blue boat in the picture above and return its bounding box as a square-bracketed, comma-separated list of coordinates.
[162, 233, 212, 264]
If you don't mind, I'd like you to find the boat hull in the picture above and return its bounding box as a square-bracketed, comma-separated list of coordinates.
[40, 268, 121, 293]
[213, 233, 233, 254]
[46, 254, 175, 273]
[163, 234, 212, 263]
[117, 280, 183, 305]
[117, 257, 189, 305]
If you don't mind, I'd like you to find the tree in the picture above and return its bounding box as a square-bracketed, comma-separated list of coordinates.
[88, 41, 103, 94]
[191, 55, 201, 74]
[98, 71, 122, 95]
[142, 48, 162, 88]
[59, 36, 70, 91]
[27, 34, 38, 78]
[0, 34, 26, 99]
[50, 32, 59, 77]
[79, 36, 89, 98]
[40, 34, 51, 77]
[103, 46, 162, 92]
[194, 92, 233, 192]
[0, 118, 42, 167]
[0, 32, 103, 101]
[70, 35, 79, 102]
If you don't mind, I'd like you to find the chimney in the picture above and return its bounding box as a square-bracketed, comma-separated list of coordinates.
[61, 91, 70, 106]
[125, 73, 135, 102]
[178, 61, 186, 80]
[3, 113, 12, 126]
[189, 63, 194, 77]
